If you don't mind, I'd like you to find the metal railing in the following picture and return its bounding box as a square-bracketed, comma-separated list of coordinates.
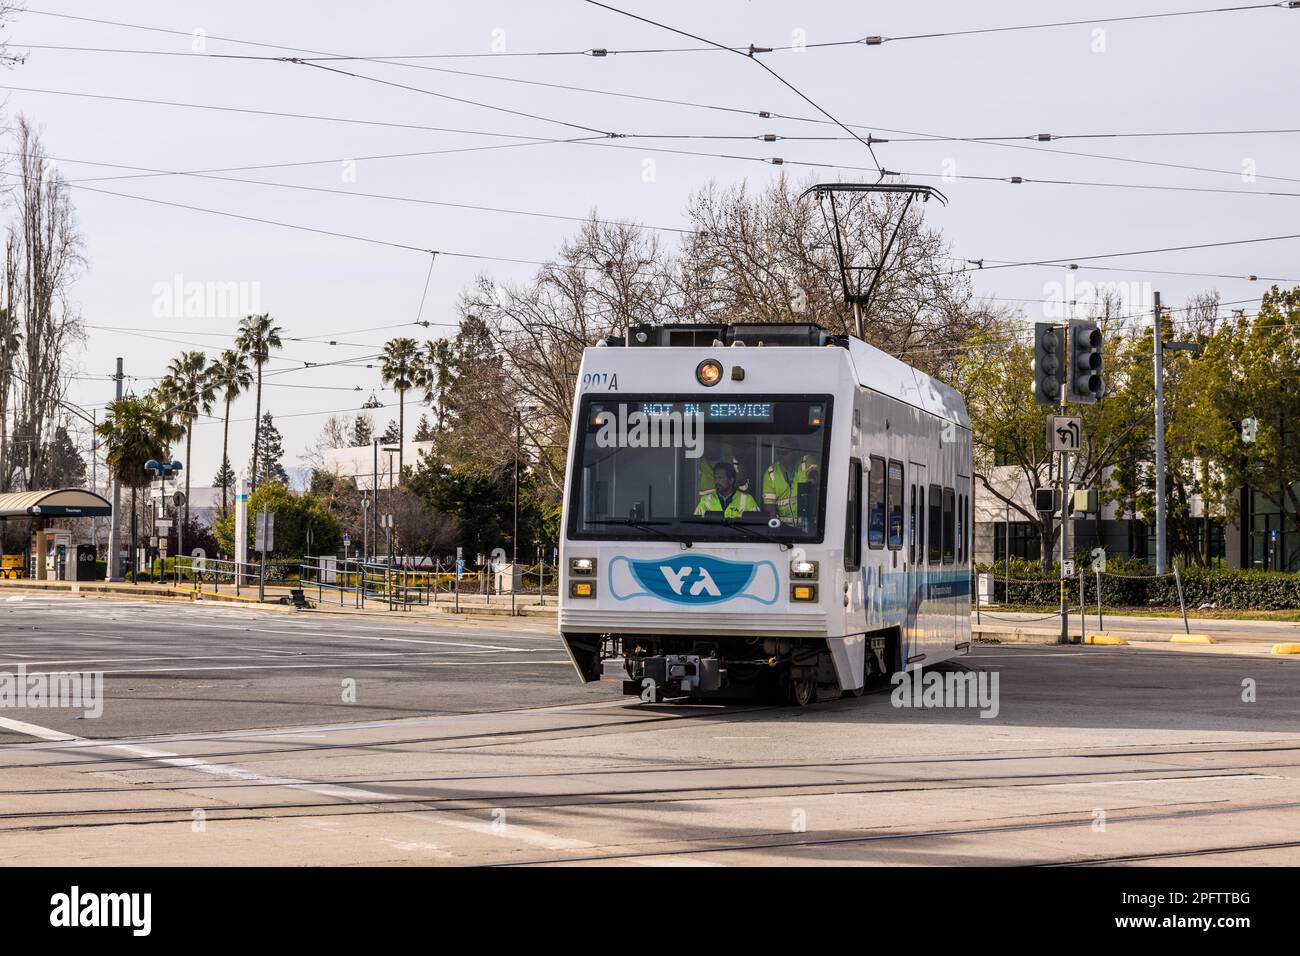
[973, 564, 1192, 636]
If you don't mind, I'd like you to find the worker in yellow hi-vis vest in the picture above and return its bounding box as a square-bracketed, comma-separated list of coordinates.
[694, 461, 760, 517]
[696, 446, 749, 502]
[763, 446, 820, 523]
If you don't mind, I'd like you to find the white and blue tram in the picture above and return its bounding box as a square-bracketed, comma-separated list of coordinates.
[559, 323, 972, 705]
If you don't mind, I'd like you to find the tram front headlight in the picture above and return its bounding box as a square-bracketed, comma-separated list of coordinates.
[569, 557, 596, 576]
[790, 559, 819, 580]
[695, 359, 723, 387]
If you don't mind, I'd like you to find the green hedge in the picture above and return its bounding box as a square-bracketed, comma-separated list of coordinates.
[976, 564, 1300, 610]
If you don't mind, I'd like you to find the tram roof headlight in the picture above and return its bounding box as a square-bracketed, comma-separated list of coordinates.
[695, 359, 723, 387]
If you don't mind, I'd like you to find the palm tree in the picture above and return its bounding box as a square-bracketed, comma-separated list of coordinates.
[157, 351, 216, 538]
[95, 396, 184, 582]
[208, 349, 253, 514]
[380, 337, 421, 478]
[234, 313, 283, 492]
[419, 337, 456, 435]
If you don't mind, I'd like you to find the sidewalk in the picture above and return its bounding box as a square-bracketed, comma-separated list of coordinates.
[975, 607, 1300, 652]
[0, 577, 560, 622]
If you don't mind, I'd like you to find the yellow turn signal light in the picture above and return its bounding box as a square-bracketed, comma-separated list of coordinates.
[570, 581, 596, 598]
[791, 584, 818, 602]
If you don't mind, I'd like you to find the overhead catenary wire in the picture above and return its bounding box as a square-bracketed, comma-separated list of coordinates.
[581, 0, 884, 174]
[24, 2, 1293, 57]
[9, 80, 1299, 191]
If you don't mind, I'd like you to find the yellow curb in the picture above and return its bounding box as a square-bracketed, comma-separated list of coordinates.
[1272, 643, 1300, 655]
[1084, 634, 1128, 645]
[1171, 633, 1216, 644]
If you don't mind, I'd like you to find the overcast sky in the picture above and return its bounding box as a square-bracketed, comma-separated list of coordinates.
[4, 0, 1298, 485]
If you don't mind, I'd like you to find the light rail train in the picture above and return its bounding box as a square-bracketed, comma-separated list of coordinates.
[559, 322, 972, 704]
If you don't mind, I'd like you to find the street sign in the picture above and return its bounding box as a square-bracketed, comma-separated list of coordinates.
[381, 513, 393, 529]
[172, 491, 186, 507]
[154, 518, 173, 530]
[343, 533, 352, 547]
[1062, 559, 1076, 577]
[1048, 416, 1083, 454]
[255, 510, 275, 552]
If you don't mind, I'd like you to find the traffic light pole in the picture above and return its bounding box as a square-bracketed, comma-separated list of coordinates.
[1059, 317, 1071, 645]
[1153, 290, 1167, 574]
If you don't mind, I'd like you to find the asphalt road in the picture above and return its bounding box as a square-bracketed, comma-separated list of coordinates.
[2, 594, 1299, 866]
[0, 594, 606, 741]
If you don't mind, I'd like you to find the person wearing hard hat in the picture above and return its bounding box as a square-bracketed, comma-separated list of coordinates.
[694, 461, 760, 518]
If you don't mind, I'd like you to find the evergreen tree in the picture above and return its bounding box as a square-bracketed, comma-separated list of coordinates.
[212, 457, 236, 504]
[352, 415, 373, 447]
[45, 424, 87, 487]
[380, 419, 401, 445]
[254, 413, 289, 486]
[413, 414, 434, 442]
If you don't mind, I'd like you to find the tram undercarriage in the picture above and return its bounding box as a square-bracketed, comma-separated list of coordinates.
[563, 631, 900, 706]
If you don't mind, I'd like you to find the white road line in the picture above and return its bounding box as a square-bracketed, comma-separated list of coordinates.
[0, 715, 78, 741]
[61, 660, 574, 676]
[3, 715, 694, 863]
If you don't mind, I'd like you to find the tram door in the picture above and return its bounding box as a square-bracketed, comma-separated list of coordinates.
[906, 461, 928, 663]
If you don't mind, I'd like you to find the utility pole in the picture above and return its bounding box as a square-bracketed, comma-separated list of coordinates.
[1059, 316, 1071, 645]
[371, 437, 379, 562]
[107, 357, 124, 580]
[1153, 291, 1167, 574]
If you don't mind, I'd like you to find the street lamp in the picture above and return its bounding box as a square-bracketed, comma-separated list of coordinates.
[143, 459, 182, 584]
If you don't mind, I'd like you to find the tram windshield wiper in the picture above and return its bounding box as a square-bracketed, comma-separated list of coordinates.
[586, 519, 694, 547]
[681, 517, 792, 550]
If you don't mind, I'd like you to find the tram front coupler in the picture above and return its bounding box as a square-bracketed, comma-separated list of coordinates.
[622, 654, 724, 700]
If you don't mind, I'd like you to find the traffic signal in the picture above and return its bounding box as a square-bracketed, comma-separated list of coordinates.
[1067, 319, 1104, 403]
[1031, 322, 1063, 406]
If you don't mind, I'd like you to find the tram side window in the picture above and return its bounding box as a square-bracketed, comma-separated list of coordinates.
[887, 460, 904, 550]
[845, 459, 862, 570]
[957, 493, 966, 564]
[908, 483, 917, 563]
[927, 483, 942, 563]
[942, 487, 955, 564]
[867, 455, 885, 549]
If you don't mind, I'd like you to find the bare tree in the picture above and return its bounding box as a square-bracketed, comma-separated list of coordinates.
[3, 117, 85, 491]
[677, 174, 987, 377]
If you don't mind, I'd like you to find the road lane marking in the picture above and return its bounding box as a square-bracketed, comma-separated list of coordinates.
[0, 715, 694, 863]
[0, 715, 78, 742]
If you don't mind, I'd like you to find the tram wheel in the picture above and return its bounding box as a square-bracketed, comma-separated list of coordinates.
[788, 668, 818, 707]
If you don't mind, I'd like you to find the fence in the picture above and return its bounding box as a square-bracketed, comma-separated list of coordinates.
[974, 565, 1198, 635]
[127, 552, 557, 614]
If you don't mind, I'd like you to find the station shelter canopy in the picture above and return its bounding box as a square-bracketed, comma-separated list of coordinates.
[0, 488, 112, 519]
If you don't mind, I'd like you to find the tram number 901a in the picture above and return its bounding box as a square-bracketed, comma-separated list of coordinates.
[582, 372, 619, 391]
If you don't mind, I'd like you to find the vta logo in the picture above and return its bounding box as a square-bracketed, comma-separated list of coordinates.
[611, 553, 779, 605]
[660, 565, 721, 598]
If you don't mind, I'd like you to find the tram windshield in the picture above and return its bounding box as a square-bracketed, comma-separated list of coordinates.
[568, 395, 832, 543]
